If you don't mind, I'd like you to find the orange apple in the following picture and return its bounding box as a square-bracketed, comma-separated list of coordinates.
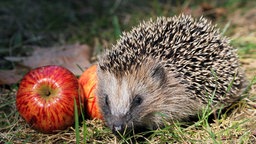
[16, 65, 80, 133]
[79, 65, 103, 119]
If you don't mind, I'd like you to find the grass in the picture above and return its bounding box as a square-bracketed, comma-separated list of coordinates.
[74, 99, 80, 144]
[236, 41, 256, 58]
[1, 0, 256, 143]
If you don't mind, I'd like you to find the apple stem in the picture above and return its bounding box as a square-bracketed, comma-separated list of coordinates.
[45, 90, 51, 96]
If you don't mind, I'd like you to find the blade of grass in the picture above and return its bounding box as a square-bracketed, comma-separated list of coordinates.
[112, 16, 121, 39]
[78, 91, 87, 144]
[76, 64, 85, 73]
[74, 98, 80, 144]
[221, 21, 231, 36]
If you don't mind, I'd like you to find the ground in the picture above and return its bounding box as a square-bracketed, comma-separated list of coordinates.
[0, 1, 256, 143]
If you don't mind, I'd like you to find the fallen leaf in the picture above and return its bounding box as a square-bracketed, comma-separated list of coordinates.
[200, 3, 226, 20]
[5, 44, 92, 76]
[201, 3, 213, 11]
[0, 69, 25, 85]
[252, 129, 256, 137]
[229, 9, 256, 39]
[241, 58, 256, 80]
[182, 3, 226, 20]
[214, 8, 226, 17]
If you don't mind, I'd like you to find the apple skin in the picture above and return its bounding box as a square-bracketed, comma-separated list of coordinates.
[16, 65, 80, 133]
[79, 65, 103, 120]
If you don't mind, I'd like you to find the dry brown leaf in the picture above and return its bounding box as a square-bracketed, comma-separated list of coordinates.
[182, 3, 226, 20]
[215, 8, 226, 17]
[229, 9, 256, 38]
[200, 3, 226, 20]
[201, 3, 213, 11]
[252, 129, 256, 137]
[241, 58, 256, 80]
[0, 69, 25, 85]
[6, 44, 92, 76]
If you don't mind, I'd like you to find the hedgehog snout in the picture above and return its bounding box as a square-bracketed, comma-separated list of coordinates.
[112, 120, 125, 134]
[110, 116, 128, 135]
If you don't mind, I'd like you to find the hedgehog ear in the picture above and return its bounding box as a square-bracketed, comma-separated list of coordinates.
[151, 65, 166, 86]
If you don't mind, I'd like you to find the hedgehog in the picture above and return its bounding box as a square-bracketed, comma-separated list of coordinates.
[96, 15, 247, 135]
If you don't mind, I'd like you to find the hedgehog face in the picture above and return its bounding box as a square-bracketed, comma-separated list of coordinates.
[96, 59, 169, 135]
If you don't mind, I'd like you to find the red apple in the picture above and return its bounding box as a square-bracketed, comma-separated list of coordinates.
[16, 65, 80, 133]
[79, 65, 103, 119]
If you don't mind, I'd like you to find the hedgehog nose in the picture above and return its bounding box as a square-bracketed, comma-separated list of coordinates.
[112, 122, 124, 134]
[114, 124, 122, 132]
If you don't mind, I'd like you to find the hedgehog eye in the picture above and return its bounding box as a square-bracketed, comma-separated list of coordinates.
[104, 94, 110, 107]
[133, 95, 143, 106]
